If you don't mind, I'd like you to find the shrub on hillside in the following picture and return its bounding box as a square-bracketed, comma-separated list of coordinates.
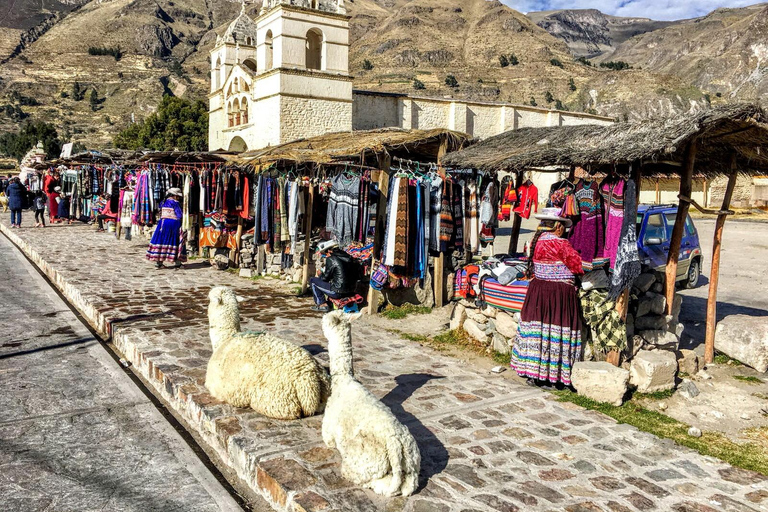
[362, 59, 374, 70]
[550, 58, 564, 68]
[499, 55, 509, 68]
[600, 61, 632, 71]
[88, 46, 123, 61]
[445, 75, 459, 88]
[413, 79, 426, 90]
[113, 95, 208, 151]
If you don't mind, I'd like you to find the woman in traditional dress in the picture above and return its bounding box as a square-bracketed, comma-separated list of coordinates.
[510, 207, 584, 387]
[146, 188, 187, 269]
[43, 170, 59, 224]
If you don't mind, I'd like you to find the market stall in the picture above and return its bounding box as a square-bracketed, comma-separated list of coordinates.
[443, 103, 768, 365]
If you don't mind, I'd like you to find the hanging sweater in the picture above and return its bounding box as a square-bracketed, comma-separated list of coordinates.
[513, 181, 538, 219]
[326, 174, 360, 245]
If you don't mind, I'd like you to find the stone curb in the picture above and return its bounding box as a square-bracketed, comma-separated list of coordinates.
[0, 223, 321, 512]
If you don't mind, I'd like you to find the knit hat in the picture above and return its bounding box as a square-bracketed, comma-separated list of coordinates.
[166, 187, 183, 197]
[534, 207, 572, 227]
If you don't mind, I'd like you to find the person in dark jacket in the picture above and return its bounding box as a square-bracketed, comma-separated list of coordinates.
[309, 240, 360, 312]
[6, 178, 26, 228]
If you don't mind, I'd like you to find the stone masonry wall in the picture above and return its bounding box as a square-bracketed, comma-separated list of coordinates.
[280, 95, 352, 144]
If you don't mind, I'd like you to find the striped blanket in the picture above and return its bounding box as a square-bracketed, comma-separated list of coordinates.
[470, 274, 529, 314]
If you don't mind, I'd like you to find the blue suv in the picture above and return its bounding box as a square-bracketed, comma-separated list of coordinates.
[636, 205, 702, 289]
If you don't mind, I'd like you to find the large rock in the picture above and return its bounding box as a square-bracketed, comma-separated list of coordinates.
[491, 333, 510, 354]
[495, 311, 519, 339]
[467, 309, 488, 325]
[636, 293, 667, 318]
[629, 350, 677, 393]
[635, 315, 667, 331]
[571, 362, 629, 406]
[450, 303, 467, 331]
[639, 330, 679, 349]
[463, 318, 488, 344]
[677, 349, 699, 375]
[633, 273, 656, 294]
[715, 315, 768, 372]
[481, 306, 497, 319]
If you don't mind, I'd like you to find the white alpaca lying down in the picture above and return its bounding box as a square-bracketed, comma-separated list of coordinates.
[321, 311, 420, 497]
[205, 286, 330, 420]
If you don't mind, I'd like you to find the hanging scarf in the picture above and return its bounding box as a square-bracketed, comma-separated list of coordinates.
[609, 178, 642, 300]
[452, 180, 464, 250]
[439, 180, 453, 251]
[279, 177, 290, 243]
[393, 177, 409, 267]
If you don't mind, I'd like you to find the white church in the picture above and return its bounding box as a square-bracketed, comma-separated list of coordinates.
[208, 0, 612, 153]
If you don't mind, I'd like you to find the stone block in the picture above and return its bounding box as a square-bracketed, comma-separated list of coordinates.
[239, 268, 255, 278]
[678, 379, 700, 400]
[495, 311, 519, 339]
[492, 333, 510, 354]
[484, 318, 496, 334]
[639, 330, 679, 349]
[467, 309, 488, 324]
[629, 350, 677, 393]
[464, 318, 488, 343]
[716, 315, 768, 372]
[667, 320, 684, 338]
[635, 315, 667, 331]
[671, 294, 683, 322]
[450, 303, 467, 331]
[571, 362, 629, 406]
[481, 306, 497, 319]
[636, 293, 666, 318]
[633, 273, 656, 294]
[677, 349, 699, 375]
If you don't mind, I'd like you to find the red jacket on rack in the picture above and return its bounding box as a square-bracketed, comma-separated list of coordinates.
[513, 181, 538, 219]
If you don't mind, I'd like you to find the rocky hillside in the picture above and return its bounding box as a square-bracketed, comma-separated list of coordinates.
[527, 9, 675, 60]
[607, 4, 768, 103]
[1, 0, 756, 149]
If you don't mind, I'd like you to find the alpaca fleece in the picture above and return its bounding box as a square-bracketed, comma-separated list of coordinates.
[205, 286, 330, 420]
[321, 311, 420, 497]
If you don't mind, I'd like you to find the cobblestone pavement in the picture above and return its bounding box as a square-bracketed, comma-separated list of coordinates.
[0, 231, 246, 512]
[2, 214, 767, 512]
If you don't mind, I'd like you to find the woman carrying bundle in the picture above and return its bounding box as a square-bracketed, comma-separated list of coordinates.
[510, 207, 584, 387]
[146, 188, 187, 269]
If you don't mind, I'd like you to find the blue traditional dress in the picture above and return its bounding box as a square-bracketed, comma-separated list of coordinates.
[146, 198, 187, 263]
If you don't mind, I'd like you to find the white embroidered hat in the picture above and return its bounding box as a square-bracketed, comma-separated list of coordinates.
[534, 207, 573, 227]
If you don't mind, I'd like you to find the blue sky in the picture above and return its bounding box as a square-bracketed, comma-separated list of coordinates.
[502, 0, 761, 20]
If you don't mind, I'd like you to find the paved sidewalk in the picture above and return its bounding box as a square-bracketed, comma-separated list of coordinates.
[2, 214, 767, 512]
[0, 233, 245, 512]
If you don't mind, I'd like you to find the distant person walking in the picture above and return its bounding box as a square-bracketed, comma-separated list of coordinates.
[146, 188, 187, 269]
[6, 178, 27, 228]
[43, 170, 59, 223]
[33, 191, 46, 228]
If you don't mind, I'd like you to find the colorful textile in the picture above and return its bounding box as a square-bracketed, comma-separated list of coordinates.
[498, 175, 518, 222]
[393, 177, 409, 267]
[146, 198, 187, 263]
[326, 174, 360, 245]
[511, 279, 583, 385]
[469, 274, 529, 313]
[513, 180, 538, 219]
[601, 178, 625, 268]
[532, 232, 585, 283]
[439, 180, 453, 251]
[569, 179, 605, 269]
[452, 182, 464, 251]
[580, 289, 627, 351]
[610, 178, 642, 300]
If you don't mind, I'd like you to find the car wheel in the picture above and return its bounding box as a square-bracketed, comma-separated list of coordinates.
[683, 258, 700, 289]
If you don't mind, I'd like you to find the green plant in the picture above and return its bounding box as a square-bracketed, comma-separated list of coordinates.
[550, 58, 563, 68]
[0, 121, 61, 161]
[704, 93, 711, 103]
[168, 59, 185, 77]
[509, 53, 519, 66]
[89, 89, 100, 111]
[445, 74, 459, 88]
[381, 303, 432, 320]
[492, 350, 511, 366]
[544, 91, 554, 103]
[576, 56, 593, 66]
[554, 99, 567, 111]
[113, 95, 208, 151]
[634, 388, 675, 400]
[734, 375, 763, 385]
[362, 59, 374, 70]
[499, 55, 509, 68]
[88, 46, 123, 61]
[400, 332, 429, 343]
[715, 353, 742, 365]
[529, 97, 537, 107]
[568, 77, 577, 92]
[600, 60, 632, 71]
[413, 78, 426, 90]
[104, 115, 112, 125]
[72, 82, 85, 102]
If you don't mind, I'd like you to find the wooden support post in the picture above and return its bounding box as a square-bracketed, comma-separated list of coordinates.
[506, 171, 525, 255]
[655, 181, 660, 204]
[300, 184, 315, 295]
[704, 158, 738, 364]
[367, 156, 391, 314]
[665, 139, 698, 314]
[256, 244, 265, 275]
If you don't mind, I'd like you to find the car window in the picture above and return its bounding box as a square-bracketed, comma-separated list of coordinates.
[664, 212, 677, 240]
[636, 214, 644, 235]
[685, 216, 696, 236]
[644, 213, 666, 243]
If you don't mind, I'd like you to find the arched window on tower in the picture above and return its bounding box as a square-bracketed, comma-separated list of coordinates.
[228, 101, 234, 127]
[265, 30, 274, 70]
[233, 98, 241, 126]
[306, 28, 323, 71]
[214, 56, 222, 90]
[242, 99, 249, 125]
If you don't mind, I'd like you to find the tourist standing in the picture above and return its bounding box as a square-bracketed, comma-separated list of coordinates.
[146, 188, 186, 269]
[510, 207, 584, 387]
[43, 170, 59, 223]
[6, 178, 27, 228]
[33, 191, 46, 227]
[57, 189, 72, 225]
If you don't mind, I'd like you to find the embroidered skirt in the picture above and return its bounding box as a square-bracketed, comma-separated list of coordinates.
[510, 279, 583, 385]
[146, 218, 187, 263]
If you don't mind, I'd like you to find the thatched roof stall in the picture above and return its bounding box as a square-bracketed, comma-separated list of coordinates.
[443, 103, 768, 176]
[234, 128, 470, 168]
[445, 103, 768, 365]
[139, 151, 229, 165]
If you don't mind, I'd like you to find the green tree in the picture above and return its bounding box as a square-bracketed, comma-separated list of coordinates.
[362, 59, 374, 70]
[445, 75, 459, 88]
[509, 54, 519, 66]
[89, 89, 100, 111]
[554, 99, 567, 111]
[568, 78, 577, 92]
[0, 121, 61, 161]
[576, 56, 592, 66]
[413, 79, 426, 90]
[600, 61, 632, 71]
[113, 95, 208, 151]
[529, 97, 537, 107]
[544, 91, 554, 103]
[550, 58, 564, 68]
[499, 55, 509, 68]
[72, 82, 85, 101]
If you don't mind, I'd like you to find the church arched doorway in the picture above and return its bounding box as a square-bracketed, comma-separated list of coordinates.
[228, 136, 248, 153]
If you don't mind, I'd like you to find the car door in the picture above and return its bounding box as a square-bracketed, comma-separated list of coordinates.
[641, 212, 668, 272]
[663, 211, 691, 279]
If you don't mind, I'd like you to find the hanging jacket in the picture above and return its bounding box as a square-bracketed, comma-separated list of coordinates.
[513, 181, 538, 219]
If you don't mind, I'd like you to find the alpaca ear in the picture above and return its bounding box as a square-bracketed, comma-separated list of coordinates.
[235, 295, 246, 303]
